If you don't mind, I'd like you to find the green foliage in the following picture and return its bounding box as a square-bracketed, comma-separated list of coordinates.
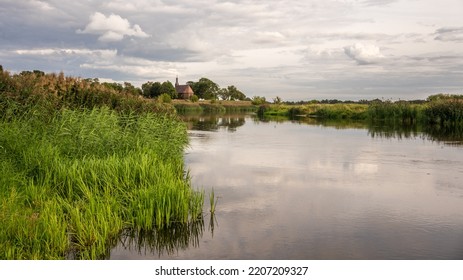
[188, 78, 220, 100]
[368, 101, 423, 124]
[0, 69, 206, 259]
[209, 188, 218, 214]
[142, 81, 162, 98]
[158, 93, 172, 103]
[252, 96, 267, 105]
[190, 94, 199, 102]
[425, 98, 463, 125]
[160, 81, 178, 99]
[0, 69, 174, 117]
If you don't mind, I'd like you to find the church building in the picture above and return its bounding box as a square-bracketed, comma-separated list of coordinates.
[175, 77, 194, 99]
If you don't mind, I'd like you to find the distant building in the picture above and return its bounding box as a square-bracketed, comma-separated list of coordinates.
[175, 77, 194, 99]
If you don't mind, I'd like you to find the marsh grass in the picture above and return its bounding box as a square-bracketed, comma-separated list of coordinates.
[117, 216, 205, 257]
[0, 106, 204, 259]
[173, 100, 256, 114]
[209, 188, 218, 214]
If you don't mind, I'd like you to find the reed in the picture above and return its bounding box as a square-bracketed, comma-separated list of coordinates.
[209, 188, 218, 214]
[0, 105, 204, 259]
[367, 101, 424, 124]
[424, 98, 463, 126]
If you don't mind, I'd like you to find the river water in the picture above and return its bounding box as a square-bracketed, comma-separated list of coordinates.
[111, 114, 463, 259]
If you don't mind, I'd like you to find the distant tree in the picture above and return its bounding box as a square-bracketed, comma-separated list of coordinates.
[218, 87, 230, 100]
[227, 85, 246, 100]
[142, 81, 162, 98]
[160, 81, 177, 99]
[273, 96, 282, 104]
[123, 82, 141, 96]
[189, 78, 219, 100]
[252, 96, 266, 105]
[103, 82, 123, 92]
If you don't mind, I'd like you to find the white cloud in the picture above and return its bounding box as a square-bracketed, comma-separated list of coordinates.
[344, 43, 384, 65]
[253, 31, 286, 44]
[14, 48, 117, 57]
[77, 12, 150, 42]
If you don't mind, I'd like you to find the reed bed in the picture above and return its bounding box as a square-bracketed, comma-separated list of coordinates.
[173, 100, 256, 114]
[258, 96, 463, 127]
[0, 106, 204, 259]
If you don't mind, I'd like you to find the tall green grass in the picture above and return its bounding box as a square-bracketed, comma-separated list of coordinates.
[0, 106, 204, 259]
[425, 99, 463, 126]
[368, 101, 424, 124]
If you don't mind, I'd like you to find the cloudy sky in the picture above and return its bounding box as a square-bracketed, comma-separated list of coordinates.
[1, 0, 462, 100]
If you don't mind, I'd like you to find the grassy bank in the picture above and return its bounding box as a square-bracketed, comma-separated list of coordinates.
[0, 69, 204, 259]
[173, 99, 256, 114]
[0, 107, 204, 259]
[258, 96, 463, 126]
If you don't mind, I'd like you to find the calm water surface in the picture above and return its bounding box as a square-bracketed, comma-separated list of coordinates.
[111, 115, 463, 259]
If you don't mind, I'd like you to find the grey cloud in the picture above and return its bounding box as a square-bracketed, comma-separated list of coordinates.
[360, 0, 398, 6]
[434, 27, 463, 42]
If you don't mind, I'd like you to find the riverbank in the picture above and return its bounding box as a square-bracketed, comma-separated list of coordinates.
[258, 96, 463, 126]
[173, 99, 257, 114]
[0, 70, 204, 259]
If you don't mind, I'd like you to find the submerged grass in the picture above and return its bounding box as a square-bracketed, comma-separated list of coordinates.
[0, 106, 204, 259]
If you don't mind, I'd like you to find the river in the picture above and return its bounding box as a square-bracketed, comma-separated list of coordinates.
[111, 114, 463, 259]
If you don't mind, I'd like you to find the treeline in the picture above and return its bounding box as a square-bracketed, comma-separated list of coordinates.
[142, 77, 247, 101]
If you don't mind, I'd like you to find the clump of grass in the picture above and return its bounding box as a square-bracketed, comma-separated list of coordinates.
[425, 98, 463, 126]
[209, 188, 218, 214]
[0, 105, 204, 259]
[367, 101, 423, 124]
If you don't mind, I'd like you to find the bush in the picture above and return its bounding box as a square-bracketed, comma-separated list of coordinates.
[190, 95, 199, 102]
[158, 93, 172, 103]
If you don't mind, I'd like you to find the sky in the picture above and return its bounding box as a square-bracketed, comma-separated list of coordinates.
[1, 0, 463, 101]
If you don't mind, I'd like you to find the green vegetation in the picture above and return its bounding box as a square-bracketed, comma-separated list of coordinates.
[0, 68, 204, 259]
[173, 100, 256, 114]
[141, 81, 178, 99]
[142, 76, 248, 101]
[187, 78, 247, 101]
[209, 188, 218, 214]
[257, 94, 463, 127]
[258, 103, 368, 120]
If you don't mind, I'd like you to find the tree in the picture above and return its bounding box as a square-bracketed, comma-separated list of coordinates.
[252, 96, 266, 105]
[228, 85, 246, 100]
[218, 87, 230, 100]
[141, 81, 161, 98]
[189, 77, 219, 100]
[160, 81, 177, 99]
[123, 82, 141, 96]
[273, 96, 282, 104]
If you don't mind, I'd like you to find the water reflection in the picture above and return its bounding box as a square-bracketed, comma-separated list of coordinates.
[111, 218, 207, 259]
[113, 113, 463, 259]
[180, 113, 246, 132]
[243, 114, 463, 146]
